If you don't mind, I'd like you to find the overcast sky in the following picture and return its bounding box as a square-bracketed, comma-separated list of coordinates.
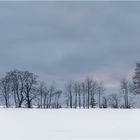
[0, 1, 140, 92]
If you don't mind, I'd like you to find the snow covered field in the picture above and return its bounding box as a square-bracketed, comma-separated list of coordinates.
[0, 109, 139, 140]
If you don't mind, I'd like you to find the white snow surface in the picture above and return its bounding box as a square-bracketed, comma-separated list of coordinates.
[0, 109, 139, 140]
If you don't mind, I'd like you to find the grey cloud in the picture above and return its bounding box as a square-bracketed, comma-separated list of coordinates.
[0, 1, 140, 91]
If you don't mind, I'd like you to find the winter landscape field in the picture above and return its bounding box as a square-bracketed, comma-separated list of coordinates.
[1, 1, 140, 139]
[0, 109, 139, 140]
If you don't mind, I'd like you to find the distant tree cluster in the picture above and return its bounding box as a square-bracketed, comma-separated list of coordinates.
[0, 63, 140, 109]
[64, 78, 105, 109]
[0, 70, 62, 108]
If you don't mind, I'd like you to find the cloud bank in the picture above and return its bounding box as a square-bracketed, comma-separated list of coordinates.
[0, 1, 140, 92]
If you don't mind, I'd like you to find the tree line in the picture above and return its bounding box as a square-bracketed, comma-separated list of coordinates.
[0, 63, 140, 109]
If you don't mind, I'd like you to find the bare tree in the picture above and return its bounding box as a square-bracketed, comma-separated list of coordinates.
[48, 85, 56, 108]
[7, 70, 25, 108]
[37, 81, 49, 108]
[53, 90, 62, 108]
[73, 81, 81, 108]
[81, 82, 86, 108]
[23, 71, 38, 108]
[0, 76, 11, 108]
[97, 82, 105, 108]
[65, 80, 73, 108]
[120, 78, 130, 108]
[90, 80, 97, 108]
[77, 82, 81, 108]
[73, 82, 78, 108]
[43, 86, 49, 109]
[85, 77, 93, 108]
[108, 93, 120, 108]
[133, 63, 140, 101]
[102, 96, 108, 108]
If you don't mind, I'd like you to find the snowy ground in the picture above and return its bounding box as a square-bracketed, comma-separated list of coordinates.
[0, 109, 139, 140]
